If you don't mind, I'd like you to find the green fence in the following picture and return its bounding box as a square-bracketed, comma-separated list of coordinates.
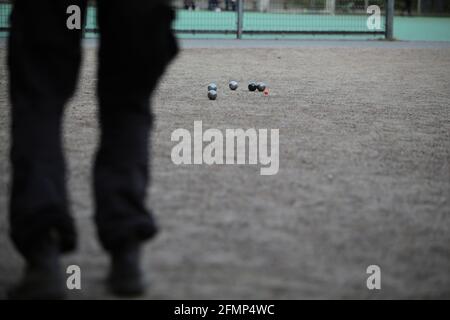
[0, 0, 392, 39]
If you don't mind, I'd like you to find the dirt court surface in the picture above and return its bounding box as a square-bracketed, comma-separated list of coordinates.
[0, 42, 450, 299]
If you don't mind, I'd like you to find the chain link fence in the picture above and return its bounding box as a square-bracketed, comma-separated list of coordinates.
[0, 0, 396, 39]
[173, 0, 389, 37]
[0, 0, 10, 35]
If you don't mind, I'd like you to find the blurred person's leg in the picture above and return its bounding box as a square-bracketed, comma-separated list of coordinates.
[8, 0, 87, 299]
[95, 0, 177, 296]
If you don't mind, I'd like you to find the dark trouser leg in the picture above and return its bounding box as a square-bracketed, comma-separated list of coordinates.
[8, 0, 86, 256]
[95, 0, 178, 251]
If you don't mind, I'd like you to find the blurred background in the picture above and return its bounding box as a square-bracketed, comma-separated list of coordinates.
[0, 0, 449, 41]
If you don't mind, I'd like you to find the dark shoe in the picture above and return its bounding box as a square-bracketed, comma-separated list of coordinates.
[8, 238, 65, 300]
[108, 243, 145, 297]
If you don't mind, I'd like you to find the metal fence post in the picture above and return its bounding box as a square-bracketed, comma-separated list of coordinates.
[237, 0, 244, 39]
[386, 0, 394, 40]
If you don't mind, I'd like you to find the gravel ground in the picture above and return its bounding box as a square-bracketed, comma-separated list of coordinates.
[0, 44, 449, 299]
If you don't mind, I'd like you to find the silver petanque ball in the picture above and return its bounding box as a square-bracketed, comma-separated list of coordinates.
[208, 83, 217, 91]
[229, 81, 238, 90]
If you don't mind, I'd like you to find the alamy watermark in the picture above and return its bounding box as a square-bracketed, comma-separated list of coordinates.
[171, 121, 279, 176]
[366, 265, 381, 290]
[367, 5, 382, 31]
[66, 5, 82, 30]
[66, 265, 81, 290]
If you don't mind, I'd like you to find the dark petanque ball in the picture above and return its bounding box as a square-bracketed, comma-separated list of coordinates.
[208, 90, 217, 100]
